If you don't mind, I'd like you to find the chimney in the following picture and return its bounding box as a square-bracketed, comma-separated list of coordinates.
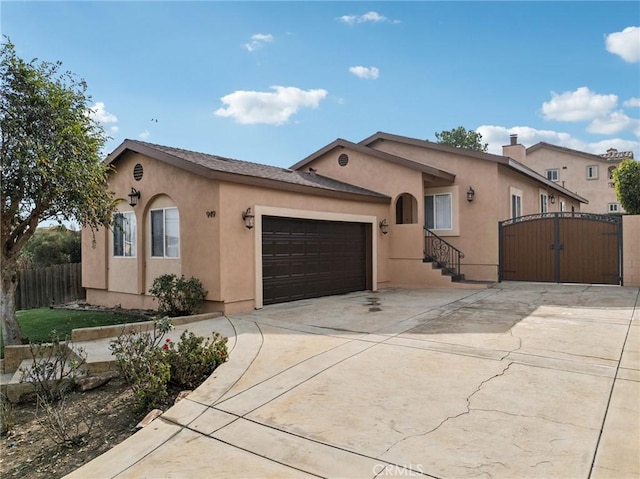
[503, 133, 526, 163]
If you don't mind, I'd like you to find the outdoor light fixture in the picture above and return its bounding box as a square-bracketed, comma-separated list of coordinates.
[379, 219, 389, 235]
[128, 187, 141, 207]
[467, 187, 475, 202]
[242, 207, 255, 229]
[549, 194, 556, 205]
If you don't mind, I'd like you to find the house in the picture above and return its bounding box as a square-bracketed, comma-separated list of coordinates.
[82, 132, 586, 314]
[504, 134, 633, 214]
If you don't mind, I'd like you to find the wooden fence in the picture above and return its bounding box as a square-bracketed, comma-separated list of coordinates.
[15, 263, 85, 310]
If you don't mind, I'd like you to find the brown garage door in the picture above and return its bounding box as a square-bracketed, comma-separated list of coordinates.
[262, 216, 370, 305]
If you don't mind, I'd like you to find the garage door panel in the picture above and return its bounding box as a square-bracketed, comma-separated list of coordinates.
[262, 216, 368, 305]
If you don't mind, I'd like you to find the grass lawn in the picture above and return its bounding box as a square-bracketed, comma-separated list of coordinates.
[16, 308, 149, 344]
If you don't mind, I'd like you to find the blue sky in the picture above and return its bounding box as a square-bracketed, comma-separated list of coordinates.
[2, 1, 639, 167]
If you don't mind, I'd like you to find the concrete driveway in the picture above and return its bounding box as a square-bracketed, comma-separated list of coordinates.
[67, 283, 639, 479]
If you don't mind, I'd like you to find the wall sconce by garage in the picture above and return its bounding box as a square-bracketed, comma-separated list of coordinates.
[466, 187, 475, 202]
[379, 219, 389, 235]
[128, 187, 141, 207]
[242, 207, 255, 229]
[549, 194, 556, 204]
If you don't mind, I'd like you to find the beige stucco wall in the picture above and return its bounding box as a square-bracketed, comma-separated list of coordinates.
[520, 148, 621, 214]
[83, 151, 222, 311]
[623, 215, 640, 287]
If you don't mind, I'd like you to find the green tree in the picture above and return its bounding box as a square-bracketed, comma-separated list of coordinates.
[19, 226, 81, 269]
[1, 39, 115, 345]
[434, 126, 488, 152]
[612, 159, 640, 215]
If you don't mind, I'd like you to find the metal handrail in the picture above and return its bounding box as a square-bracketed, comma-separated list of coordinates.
[423, 227, 465, 278]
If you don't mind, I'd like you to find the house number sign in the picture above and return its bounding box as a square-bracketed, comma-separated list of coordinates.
[206, 210, 216, 218]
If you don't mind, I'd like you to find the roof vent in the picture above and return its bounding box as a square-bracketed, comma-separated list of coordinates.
[338, 154, 349, 167]
[133, 163, 143, 181]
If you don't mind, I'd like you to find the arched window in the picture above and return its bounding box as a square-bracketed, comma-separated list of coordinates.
[395, 193, 418, 224]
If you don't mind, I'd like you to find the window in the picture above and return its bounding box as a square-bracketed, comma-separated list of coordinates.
[425, 193, 452, 230]
[608, 166, 616, 180]
[560, 200, 566, 212]
[540, 193, 548, 213]
[511, 194, 522, 219]
[113, 212, 136, 257]
[608, 203, 620, 213]
[151, 207, 180, 258]
[546, 169, 559, 181]
[586, 165, 599, 180]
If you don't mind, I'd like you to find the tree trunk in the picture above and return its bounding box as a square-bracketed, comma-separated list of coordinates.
[1, 266, 23, 346]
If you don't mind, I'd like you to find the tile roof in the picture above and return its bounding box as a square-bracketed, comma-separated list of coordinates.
[107, 140, 390, 200]
[599, 149, 634, 160]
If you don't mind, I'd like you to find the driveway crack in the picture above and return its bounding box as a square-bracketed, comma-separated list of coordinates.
[381, 362, 515, 456]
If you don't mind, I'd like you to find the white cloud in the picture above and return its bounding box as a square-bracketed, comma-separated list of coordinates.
[477, 124, 640, 158]
[587, 111, 640, 137]
[214, 86, 328, 125]
[542, 87, 618, 122]
[624, 97, 640, 108]
[138, 130, 150, 140]
[349, 66, 379, 80]
[605, 26, 640, 63]
[109, 126, 119, 133]
[89, 102, 117, 124]
[338, 11, 399, 25]
[244, 33, 274, 52]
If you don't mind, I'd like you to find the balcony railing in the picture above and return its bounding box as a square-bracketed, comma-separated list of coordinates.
[423, 227, 465, 280]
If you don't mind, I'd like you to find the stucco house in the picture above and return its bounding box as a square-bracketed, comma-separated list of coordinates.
[82, 132, 586, 314]
[504, 134, 632, 214]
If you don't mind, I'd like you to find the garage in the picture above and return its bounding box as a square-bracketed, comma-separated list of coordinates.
[262, 216, 371, 305]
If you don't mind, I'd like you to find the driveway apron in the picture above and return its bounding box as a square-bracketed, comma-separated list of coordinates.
[65, 283, 640, 479]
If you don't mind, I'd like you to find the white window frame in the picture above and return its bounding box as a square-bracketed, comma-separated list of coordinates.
[424, 193, 452, 230]
[150, 207, 180, 258]
[608, 203, 620, 213]
[511, 193, 522, 220]
[113, 211, 136, 258]
[540, 193, 548, 213]
[546, 169, 559, 181]
[586, 165, 599, 180]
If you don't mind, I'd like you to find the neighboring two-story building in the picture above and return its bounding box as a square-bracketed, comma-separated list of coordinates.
[503, 134, 633, 215]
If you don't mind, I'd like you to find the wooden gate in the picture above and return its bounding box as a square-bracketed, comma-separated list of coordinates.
[499, 213, 622, 285]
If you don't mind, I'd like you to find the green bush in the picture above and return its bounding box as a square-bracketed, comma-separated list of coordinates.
[149, 274, 208, 317]
[164, 331, 228, 390]
[109, 317, 173, 411]
[110, 317, 228, 412]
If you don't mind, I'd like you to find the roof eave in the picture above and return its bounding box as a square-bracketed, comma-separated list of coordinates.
[291, 137, 456, 183]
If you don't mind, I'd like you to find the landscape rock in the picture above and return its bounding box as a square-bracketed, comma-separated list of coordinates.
[136, 409, 163, 429]
[76, 371, 119, 392]
[174, 390, 192, 404]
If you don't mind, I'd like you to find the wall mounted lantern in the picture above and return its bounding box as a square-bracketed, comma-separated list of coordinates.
[242, 207, 255, 229]
[549, 194, 556, 205]
[379, 219, 389, 235]
[128, 187, 141, 207]
[466, 187, 475, 202]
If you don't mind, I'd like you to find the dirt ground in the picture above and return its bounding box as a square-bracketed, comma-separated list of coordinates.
[0, 377, 181, 479]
